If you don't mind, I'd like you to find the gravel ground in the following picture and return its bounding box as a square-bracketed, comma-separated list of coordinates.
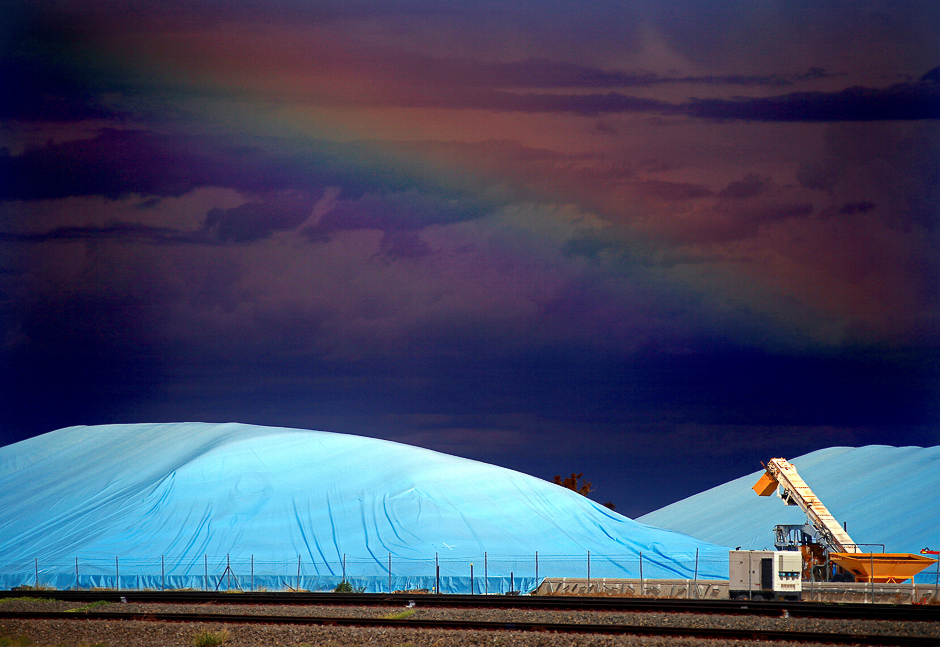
[1, 598, 937, 647]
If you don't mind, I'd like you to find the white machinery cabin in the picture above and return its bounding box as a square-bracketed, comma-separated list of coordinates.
[729, 550, 802, 601]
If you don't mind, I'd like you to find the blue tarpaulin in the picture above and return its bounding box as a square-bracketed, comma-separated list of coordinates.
[638, 445, 940, 583]
[0, 423, 728, 592]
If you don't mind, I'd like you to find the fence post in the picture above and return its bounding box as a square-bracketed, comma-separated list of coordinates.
[161, 555, 165, 591]
[643, 552, 648, 596]
[35, 558, 38, 588]
[116, 556, 120, 591]
[388, 553, 392, 593]
[204, 555, 208, 591]
[535, 551, 538, 584]
[587, 550, 591, 594]
[342, 553, 346, 583]
[484, 552, 488, 595]
[435, 553, 439, 594]
[75, 557, 79, 590]
[693, 548, 699, 599]
[297, 555, 301, 591]
[470, 563, 474, 594]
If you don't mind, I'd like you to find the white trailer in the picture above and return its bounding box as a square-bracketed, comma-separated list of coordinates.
[729, 550, 802, 600]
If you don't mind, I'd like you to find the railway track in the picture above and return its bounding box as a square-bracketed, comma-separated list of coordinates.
[0, 607, 937, 645]
[3, 589, 939, 621]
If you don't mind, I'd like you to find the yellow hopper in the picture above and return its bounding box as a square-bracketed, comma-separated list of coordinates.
[828, 552, 937, 583]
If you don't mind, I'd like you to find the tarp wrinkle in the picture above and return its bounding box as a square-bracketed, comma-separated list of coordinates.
[0, 423, 729, 591]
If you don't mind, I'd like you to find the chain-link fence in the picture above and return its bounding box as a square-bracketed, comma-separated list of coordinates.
[0, 549, 731, 593]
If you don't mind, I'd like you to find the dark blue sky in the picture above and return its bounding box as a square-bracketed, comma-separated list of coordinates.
[1, 0, 939, 517]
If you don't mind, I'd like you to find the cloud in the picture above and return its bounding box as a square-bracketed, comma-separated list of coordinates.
[681, 78, 940, 122]
[203, 192, 317, 243]
[0, 129, 466, 207]
[632, 180, 713, 201]
[634, 199, 815, 247]
[837, 201, 877, 215]
[808, 121, 940, 231]
[0, 222, 198, 244]
[303, 190, 488, 242]
[796, 161, 842, 194]
[0, 15, 129, 124]
[6, 1, 935, 128]
[399, 88, 671, 115]
[380, 74, 940, 121]
[378, 230, 432, 259]
[920, 67, 940, 83]
[717, 174, 767, 200]
[0, 130, 254, 200]
[593, 121, 618, 135]
[0, 61, 125, 123]
[370, 53, 838, 90]
[0, 188, 478, 251]
[0, 136, 623, 255]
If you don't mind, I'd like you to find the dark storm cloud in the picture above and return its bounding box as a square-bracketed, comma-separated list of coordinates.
[796, 161, 843, 194]
[3, 0, 938, 521]
[802, 121, 940, 231]
[303, 191, 488, 242]
[0, 131, 507, 251]
[371, 52, 837, 90]
[204, 193, 318, 243]
[20, 0, 408, 31]
[632, 179, 714, 201]
[0, 130, 270, 200]
[0, 5, 126, 123]
[670, 202, 814, 245]
[0, 59, 125, 123]
[682, 77, 940, 121]
[378, 230, 433, 259]
[0, 129, 460, 204]
[923, 67, 940, 83]
[838, 201, 877, 215]
[717, 174, 768, 200]
[717, 202, 814, 241]
[0, 216, 321, 247]
[0, 222, 200, 244]
[0, 132, 513, 249]
[398, 74, 940, 121]
[403, 89, 670, 114]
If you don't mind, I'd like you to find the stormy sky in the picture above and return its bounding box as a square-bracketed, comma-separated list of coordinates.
[1, 0, 938, 517]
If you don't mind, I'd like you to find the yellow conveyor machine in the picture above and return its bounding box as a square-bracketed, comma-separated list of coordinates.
[753, 458, 936, 583]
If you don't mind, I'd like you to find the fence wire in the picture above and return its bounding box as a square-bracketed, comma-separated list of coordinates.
[0, 550, 733, 594]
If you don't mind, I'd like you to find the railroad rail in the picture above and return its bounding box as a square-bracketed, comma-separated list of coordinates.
[1, 608, 937, 646]
[3, 590, 940, 621]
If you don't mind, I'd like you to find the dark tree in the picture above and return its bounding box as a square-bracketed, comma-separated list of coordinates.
[553, 473, 617, 510]
[553, 472, 593, 496]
